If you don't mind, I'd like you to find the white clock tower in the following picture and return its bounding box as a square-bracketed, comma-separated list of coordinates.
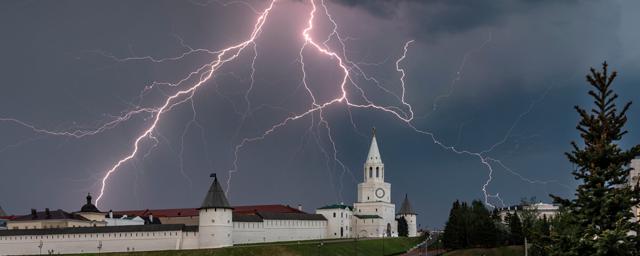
[353, 128, 397, 237]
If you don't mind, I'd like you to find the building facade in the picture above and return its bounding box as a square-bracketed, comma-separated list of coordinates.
[316, 130, 418, 239]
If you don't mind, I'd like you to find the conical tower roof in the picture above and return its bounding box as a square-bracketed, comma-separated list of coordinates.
[200, 174, 233, 209]
[398, 194, 416, 215]
[366, 127, 382, 164]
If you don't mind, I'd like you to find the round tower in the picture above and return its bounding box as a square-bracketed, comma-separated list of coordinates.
[198, 173, 233, 249]
[397, 194, 418, 237]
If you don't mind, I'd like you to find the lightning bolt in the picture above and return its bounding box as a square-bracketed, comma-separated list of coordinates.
[0, 0, 566, 209]
[225, 0, 510, 208]
[91, 0, 277, 205]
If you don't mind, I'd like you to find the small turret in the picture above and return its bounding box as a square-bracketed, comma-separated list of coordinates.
[198, 173, 234, 248]
[397, 194, 418, 237]
[77, 193, 105, 223]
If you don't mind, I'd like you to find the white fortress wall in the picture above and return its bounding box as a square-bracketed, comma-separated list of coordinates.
[0, 230, 186, 255]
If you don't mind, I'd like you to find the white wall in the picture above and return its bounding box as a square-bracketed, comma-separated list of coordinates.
[232, 222, 265, 244]
[352, 217, 384, 238]
[0, 230, 187, 255]
[353, 202, 396, 236]
[316, 209, 352, 239]
[198, 208, 232, 249]
[397, 214, 417, 237]
[262, 219, 326, 243]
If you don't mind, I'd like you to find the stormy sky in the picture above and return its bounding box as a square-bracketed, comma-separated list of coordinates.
[1, 0, 639, 229]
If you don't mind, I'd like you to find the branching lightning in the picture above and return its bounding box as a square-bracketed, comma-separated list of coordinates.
[0, 0, 566, 209]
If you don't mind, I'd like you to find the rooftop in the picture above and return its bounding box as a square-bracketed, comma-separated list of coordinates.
[317, 204, 353, 211]
[79, 193, 101, 213]
[200, 174, 232, 209]
[12, 209, 89, 222]
[397, 194, 416, 215]
[354, 214, 382, 219]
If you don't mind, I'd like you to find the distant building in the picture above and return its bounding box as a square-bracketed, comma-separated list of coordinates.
[0, 128, 418, 255]
[316, 204, 353, 239]
[104, 211, 145, 226]
[6, 208, 105, 230]
[497, 202, 559, 223]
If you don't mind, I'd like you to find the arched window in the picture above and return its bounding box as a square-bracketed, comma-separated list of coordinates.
[376, 167, 379, 177]
[369, 167, 373, 178]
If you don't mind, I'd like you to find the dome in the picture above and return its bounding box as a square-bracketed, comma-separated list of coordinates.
[80, 193, 101, 213]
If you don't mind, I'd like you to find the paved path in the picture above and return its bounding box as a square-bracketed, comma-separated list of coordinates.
[402, 247, 446, 256]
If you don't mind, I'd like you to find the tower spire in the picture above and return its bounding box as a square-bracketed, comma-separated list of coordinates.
[366, 127, 382, 164]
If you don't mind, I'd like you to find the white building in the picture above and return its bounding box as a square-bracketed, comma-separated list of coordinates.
[631, 158, 640, 219]
[497, 202, 559, 223]
[0, 128, 418, 255]
[317, 129, 418, 239]
[316, 204, 352, 239]
[352, 129, 398, 237]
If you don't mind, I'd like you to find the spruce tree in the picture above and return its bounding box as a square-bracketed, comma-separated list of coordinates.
[443, 200, 463, 249]
[397, 216, 409, 237]
[550, 62, 640, 255]
[469, 200, 497, 247]
[508, 211, 524, 245]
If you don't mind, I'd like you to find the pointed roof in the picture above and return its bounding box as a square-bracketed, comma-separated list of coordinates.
[366, 127, 382, 164]
[200, 174, 232, 209]
[0, 205, 6, 216]
[398, 194, 416, 215]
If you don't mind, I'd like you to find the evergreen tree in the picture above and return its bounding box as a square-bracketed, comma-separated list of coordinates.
[469, 200, 497, 247]
[397, 216, 409, 237]
[508, 211, 524, 245]
[443, 200, 464, 249]
[550, 62, 640, 255]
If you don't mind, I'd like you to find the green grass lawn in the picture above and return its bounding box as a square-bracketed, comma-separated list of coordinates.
[442, 246, 524, 256]
[81, 237, 422, 256]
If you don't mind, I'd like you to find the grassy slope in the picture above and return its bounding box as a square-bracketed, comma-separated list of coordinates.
[443, 246, 524, 256]
[83, 237, 422, 256]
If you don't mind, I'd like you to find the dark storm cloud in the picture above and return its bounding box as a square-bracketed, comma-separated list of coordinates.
[332, 0, 580, 38]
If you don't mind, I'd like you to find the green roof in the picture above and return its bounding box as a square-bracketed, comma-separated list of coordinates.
[354, 214, 381, 219]
[317, 204, 353, 211]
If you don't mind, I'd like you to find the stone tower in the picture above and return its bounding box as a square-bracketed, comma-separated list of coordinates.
[397, 194, 418, 237]
[354, 128, 396, 237]
[198, 174, 233, 248]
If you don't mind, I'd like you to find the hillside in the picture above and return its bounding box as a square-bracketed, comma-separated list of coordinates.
[77, 237, 423, 256]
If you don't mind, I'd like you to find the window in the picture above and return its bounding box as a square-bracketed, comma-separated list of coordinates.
[376, 167, 379, 177]
[333, 212, 336, 218]
[369, 168, 372, 178]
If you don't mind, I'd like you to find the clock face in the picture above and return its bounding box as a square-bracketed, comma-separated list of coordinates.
[375, 188, 385, 199]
